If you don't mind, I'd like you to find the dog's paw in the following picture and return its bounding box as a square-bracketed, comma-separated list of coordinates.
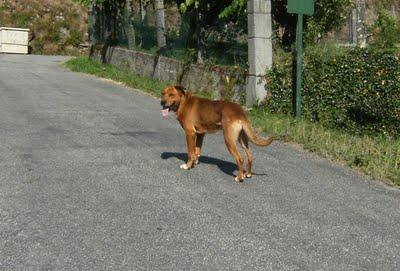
[245, 173, 252, 178]
[194, 159, 199, 165]
[180, 163, 190, 170]
[234, 176, 244, 183]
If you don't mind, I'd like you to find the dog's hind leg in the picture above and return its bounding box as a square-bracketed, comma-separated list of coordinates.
[239, 131, 253, 178]
[223, 122, 245, 182]
[195, 133, 205, 165]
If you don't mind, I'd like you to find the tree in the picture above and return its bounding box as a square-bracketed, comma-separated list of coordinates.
[178, 0, 241, 63]
[124, 0, 135, 49]
[139, 0, 150, 22]
[217, 0, 353, 47]
[219, 0, 246, 19]
[74, 0, 129, 44]
[369, 8, 400, 49]
[155, 0, 167, 48]
[271, 0, 352, 45]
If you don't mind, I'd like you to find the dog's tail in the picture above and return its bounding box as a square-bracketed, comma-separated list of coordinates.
[242, 121, 273, 147]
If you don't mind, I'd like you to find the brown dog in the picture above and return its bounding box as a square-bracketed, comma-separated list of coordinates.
[161, 85, 273, 182]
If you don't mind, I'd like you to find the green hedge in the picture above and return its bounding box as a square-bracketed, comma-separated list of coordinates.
[264, 48, 400, 138]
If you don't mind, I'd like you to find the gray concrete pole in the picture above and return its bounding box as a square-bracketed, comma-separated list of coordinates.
[356, 0, 366, 47]
[246, 0, 273, 106]
[350, 8, 357, 44]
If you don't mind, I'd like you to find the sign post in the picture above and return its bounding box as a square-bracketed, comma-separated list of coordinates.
[287, 0, 315, 119]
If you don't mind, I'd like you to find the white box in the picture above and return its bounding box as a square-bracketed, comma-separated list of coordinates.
[0, 27, 30, 54]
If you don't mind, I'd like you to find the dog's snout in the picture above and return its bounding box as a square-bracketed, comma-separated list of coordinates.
[160, 100, 166, 106]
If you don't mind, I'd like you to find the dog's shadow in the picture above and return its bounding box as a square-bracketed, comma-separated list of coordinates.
[161, 152, 268, 178]
[161, 152, 237, 177]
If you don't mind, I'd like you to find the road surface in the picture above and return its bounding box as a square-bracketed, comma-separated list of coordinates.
[0, 55, 399, 270]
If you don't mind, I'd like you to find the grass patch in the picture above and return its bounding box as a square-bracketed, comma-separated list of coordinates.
[64, 57, 216, 99]
[249, 109, 400, 185]
[64, 57, 400, 186]
[64, 57, 165, 97]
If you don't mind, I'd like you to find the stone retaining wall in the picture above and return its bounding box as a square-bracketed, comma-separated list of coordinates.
[92, 46, 246, 101]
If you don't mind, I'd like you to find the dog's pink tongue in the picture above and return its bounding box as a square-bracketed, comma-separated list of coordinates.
[161, 108, 169, 118]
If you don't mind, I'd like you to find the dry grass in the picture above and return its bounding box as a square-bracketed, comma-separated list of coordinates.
[0, 0, 87, 55]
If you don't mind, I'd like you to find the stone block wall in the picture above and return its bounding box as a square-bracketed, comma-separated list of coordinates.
[92, 46, 246, 101]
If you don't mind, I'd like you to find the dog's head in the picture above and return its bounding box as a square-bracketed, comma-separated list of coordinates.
[160, 85, 185, 112]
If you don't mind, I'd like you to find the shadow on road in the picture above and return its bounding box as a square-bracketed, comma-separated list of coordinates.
[161, 152, 268, 178]
[161, 152, 237, 177]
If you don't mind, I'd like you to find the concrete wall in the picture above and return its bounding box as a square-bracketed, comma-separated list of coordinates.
[93, 46, 246, 101]
[0, 27, 29, 54]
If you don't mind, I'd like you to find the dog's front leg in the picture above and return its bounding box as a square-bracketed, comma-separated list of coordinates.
[194, 133, 205, 165]
[180, 131, 197, 170]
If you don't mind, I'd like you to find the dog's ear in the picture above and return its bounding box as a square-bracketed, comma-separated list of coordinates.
[174, 85, 186, 95]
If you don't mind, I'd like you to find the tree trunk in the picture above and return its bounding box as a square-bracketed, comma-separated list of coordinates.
[154, 0, 166, 48]
[88, 5, 97, 45]
[196, 11, 205, 64]
[88, 4, 101, 57]
[124, 0, 135, 49]
[139, 0, 147, 23]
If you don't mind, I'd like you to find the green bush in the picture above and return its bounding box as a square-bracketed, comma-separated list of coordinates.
[11, 12, 32, 28]
[66, 29, 83, 47]
[369, 9, 400, 50]
[264, 47, 400, 138]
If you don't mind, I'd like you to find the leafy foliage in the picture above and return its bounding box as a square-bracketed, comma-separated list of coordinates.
[369, 9, 400, 50]
[171, 0, 247, 64]
[211, 0, 353, 46]
[72, 0, 106, 5]
[219, 0, 246, 19]
[272, 0, 352, 46]
[264, 47, 400, 138]
[66, 29, 84, 47]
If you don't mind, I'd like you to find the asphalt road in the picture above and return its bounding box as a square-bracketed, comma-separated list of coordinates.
[0, 55, 399, 270]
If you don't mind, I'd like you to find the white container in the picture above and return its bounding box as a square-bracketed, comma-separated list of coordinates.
[0, 27, 30, 54]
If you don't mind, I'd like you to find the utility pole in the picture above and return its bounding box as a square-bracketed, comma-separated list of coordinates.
[350, 8, 357, 44]
[356, 0, 366, 47]
[246, 0, 273, 106]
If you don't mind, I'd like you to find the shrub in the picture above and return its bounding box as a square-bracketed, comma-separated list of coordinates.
[11, 12, 32, 28]
[264, 47, 400, 138]
[369, 9, 400, 50]
[66, 29, 83, 47]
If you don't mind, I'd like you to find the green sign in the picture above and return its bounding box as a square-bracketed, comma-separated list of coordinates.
[287, 0, 315, 119]
[288, 0, 315, 16]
